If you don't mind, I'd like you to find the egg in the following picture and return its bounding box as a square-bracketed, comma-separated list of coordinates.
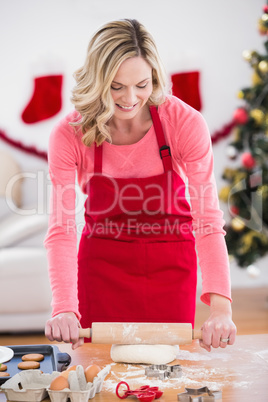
[50, 375, 69, 391]
[60, 365, 77, 379]
[60, 371, 69, 380]
[84, 364, 101, 383]
[66, 365, 77, 372]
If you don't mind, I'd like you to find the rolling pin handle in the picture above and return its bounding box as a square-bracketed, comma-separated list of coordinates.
[79, 328, 92, 339]
[192, 328, 202, 340]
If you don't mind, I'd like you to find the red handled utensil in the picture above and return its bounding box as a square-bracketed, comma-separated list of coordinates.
[116, 381, 163, 402]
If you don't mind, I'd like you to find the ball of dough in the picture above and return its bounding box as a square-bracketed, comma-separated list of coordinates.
[110, 344, 179, 364]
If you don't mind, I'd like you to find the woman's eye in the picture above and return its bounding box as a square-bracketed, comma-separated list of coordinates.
[111, 83, 148, 90]
[137, 83, 148, 89]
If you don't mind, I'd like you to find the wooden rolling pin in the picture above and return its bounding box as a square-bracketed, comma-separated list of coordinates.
[79, 322, 202, 345]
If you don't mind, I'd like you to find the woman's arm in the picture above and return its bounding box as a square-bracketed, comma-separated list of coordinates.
[177, 108, 232, 304]
[44, 119, 82, 346]
[172, 100, 236, 349]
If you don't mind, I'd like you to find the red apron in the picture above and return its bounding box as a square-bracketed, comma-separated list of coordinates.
[77, 106, 197, 333]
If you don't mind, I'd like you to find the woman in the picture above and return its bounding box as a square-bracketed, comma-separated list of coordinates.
[45, 19, 236, 351]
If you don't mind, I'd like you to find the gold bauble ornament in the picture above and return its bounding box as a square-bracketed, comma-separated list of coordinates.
[236, 232, 253, 255]
[258, 19, 268, 34]
[257, 185, 268, 199]
[233, 127, 242, 142]
[261, 13, 268, 23]
[249, 108, 265, 125]
[231, 217, 246, 232]
[219, 186, 231, 203]
[258, 60, 268, 73]
[242, 50, 253, 62]
[252, 70, 263, 86]
[233, 172, 247, 186]
[237, 90, 245, 99]
[223, 167, 236, 181]
[239, 231, 268, 253]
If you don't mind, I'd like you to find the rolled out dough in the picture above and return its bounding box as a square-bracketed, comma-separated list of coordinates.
[110, 344, 179, 364]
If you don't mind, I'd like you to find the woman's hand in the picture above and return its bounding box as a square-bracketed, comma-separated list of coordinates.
[45, 312, 84, 350]
[199, 294, 237, 352]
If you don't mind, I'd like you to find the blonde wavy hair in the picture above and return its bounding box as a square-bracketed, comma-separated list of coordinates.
[70, 19, 168, 147]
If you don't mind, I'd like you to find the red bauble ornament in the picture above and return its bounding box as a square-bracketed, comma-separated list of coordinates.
[263, 5, 268, 14]
[233, 108, 249, 125]
[230, 205, 239, 216]
[241, 152, 256, 169]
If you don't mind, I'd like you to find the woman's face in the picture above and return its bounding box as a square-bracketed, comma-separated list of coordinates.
[110, 56, 153, 120]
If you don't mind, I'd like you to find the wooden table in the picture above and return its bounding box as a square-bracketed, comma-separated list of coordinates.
[1, 334, 268, 401]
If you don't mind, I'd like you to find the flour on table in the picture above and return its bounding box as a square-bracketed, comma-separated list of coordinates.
[110, 344, 179, 364]
[103, 363, 252, 393]
[255, 349, 268, 363]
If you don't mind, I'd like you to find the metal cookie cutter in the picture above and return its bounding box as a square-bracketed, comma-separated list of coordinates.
[145, 364, 182, 380]
[177, 387, 222, 402]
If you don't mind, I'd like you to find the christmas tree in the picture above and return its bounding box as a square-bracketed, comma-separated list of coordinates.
[219, 4, 268, 268]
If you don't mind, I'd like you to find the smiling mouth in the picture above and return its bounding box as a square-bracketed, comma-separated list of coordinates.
[116, 103, 138, 110]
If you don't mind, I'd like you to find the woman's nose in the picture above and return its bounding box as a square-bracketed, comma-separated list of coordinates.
[123, 87, 137, 105]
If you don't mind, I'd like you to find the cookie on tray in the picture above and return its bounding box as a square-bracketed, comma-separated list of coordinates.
[22, 353, 44, 362]
[0, 364, 7, 372]
[18, 361, 40, 370]
[0, 372, 10, 377]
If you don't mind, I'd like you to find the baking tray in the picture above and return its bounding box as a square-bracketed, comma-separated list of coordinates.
[0, 344, 71, 385]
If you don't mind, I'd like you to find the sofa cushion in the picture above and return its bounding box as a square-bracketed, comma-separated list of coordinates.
[0, 248, 51, 314]
[0, 213, 48, 247]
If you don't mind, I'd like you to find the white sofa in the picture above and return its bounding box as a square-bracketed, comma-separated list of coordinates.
[0, 149, 52, 332]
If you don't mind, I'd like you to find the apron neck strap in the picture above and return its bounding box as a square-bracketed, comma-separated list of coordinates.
[94, 143, 103, 173]
[94, 105, 173, 174]
[149, 105, 173, 172]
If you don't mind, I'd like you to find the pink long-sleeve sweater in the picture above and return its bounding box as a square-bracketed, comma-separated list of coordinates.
[44, 95, 231, 318]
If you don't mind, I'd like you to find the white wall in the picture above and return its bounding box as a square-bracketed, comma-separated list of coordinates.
[0, 0, 267, 287]
[0, 0, 264, 151]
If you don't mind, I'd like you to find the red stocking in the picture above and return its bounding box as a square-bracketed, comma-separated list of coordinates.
[21, 74, 63, 124]
[171, 71, 202, 111]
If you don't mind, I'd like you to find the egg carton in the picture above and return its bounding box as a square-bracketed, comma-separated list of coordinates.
[48, 364, 111, 402]
[1, 370, 59, 401]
